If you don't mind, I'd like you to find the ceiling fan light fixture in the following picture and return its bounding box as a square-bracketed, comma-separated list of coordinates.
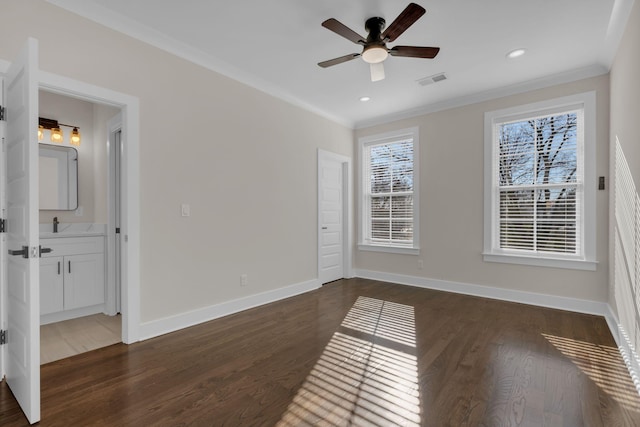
[370, 62, 385, 82]
[362, 45, 388, 64]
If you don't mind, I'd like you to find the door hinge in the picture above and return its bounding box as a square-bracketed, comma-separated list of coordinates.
[115, 227, 120, 234]
[0, 218, 5, 233]
[0, 330, 6, 345]
[0, 106, 5, 121]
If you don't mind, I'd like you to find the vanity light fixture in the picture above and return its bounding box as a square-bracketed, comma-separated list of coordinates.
[50, 127, 63, 143]
[38, 117, 81, 146]
[70, 127, 81, 146]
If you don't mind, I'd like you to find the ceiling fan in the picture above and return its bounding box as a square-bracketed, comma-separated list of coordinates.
[318, 3, 440, 82]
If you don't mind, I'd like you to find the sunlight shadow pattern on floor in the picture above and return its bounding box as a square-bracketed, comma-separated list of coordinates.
[543, 333, 640, 411]
[277, 296, 420, 426]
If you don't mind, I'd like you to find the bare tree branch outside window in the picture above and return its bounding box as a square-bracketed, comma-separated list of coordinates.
[498, 113, 578, 253]
[368, 141, 414, 244]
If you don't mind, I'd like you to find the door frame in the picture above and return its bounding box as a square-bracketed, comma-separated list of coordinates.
[38, 71, 140, 344]
[317, 149, 353, 283]
[105, 114, 122, 316]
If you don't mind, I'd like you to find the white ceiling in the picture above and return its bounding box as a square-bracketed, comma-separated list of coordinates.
[47, 0, 633, 128]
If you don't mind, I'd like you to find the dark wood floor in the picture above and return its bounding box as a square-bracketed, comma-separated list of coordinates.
[2, 278, 639, 426]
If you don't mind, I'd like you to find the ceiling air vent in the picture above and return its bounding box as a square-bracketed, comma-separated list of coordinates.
[417, 72, 447, 86]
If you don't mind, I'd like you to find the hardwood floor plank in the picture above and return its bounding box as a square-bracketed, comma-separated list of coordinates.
[1, 278, 639, 426]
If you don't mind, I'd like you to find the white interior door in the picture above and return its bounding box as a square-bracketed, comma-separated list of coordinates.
[318, 150, 346, 284]
[4, 37, 40, 424]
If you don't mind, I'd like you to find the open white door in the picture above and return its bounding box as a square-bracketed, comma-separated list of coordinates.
[4, 37, 40, 424]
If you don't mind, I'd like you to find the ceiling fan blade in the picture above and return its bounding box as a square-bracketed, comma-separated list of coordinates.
[389, 46, 440, 58]
[318, 53, 361, 68]
[382, 3, 426, 42]
[321, 18, 366, 45]
[370, 62, 385, 82]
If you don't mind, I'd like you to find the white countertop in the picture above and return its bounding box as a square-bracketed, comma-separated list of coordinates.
[40, 223, 106, 239]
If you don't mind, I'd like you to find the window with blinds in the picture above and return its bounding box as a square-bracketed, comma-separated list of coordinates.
[484, 92, 597, 270]
[359, 128, 419, 252]
[497, 112, 581, 254]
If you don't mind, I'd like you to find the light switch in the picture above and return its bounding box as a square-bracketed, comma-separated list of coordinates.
[181, 204, 190, 217]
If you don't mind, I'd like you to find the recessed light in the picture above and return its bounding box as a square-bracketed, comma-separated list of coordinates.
[359, 96, 371, 102]
[506, 48, 526, 59]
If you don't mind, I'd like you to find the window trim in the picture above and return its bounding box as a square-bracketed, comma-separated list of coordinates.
[358, 127, 420, 255]
[483, 92, 597, 271]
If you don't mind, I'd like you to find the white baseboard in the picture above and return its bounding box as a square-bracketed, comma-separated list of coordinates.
[139, 278, 320, 340]
[354, 269, 609, 316]
[604, 307, 640, 395]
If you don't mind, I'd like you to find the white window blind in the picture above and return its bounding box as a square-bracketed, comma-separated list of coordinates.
[364, 139, 414, 246]
[496, 111, 582, 255]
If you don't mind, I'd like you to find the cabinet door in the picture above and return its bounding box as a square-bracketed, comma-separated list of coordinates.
[64, 253, 105, 310]
[40, 257, 64, 315]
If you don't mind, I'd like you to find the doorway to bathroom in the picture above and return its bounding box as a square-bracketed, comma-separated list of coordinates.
[38, 89, 122, 364]
[0, 38, 140, 423]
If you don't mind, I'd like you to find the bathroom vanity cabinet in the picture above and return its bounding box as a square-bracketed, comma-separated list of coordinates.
[40, 235, 105, 323]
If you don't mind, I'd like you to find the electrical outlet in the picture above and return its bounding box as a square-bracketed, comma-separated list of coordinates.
[417, 259, 423, 270]
[181, 204, 190, 217]
[240, 274, 248, 287]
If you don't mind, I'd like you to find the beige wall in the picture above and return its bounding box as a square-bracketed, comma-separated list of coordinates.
[609, 1, 640, 347]
[1, 1, 353, 322]
[355, 75, 610, 302]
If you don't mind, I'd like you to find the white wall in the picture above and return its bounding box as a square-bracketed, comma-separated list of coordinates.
[92, 103, 119, 224]
[0, 1, 353, 324]
[355, 75, 610, 303]
[38, 90, 117, 226]
[609, 0, 640, 356]
[38, 90, 103, 224]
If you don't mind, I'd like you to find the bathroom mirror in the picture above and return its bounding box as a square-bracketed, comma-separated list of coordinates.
[39, 144, 78, 210]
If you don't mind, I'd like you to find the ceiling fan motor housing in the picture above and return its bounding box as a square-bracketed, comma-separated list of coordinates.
[365, 17, 386, 42]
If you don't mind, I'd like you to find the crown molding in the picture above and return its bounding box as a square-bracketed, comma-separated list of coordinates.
[598, 0, 636, 67]
[44, 0, 353, 128]
[354, 64, 609, 129]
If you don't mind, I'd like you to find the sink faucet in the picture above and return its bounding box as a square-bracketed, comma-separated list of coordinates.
[53, 217, 59, 233]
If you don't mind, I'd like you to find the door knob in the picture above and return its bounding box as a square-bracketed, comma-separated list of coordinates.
[322, 226, 328, 230]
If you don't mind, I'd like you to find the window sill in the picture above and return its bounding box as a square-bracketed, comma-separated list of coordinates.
[483, 252, 597, 271]
[358, 244, 419, 255]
